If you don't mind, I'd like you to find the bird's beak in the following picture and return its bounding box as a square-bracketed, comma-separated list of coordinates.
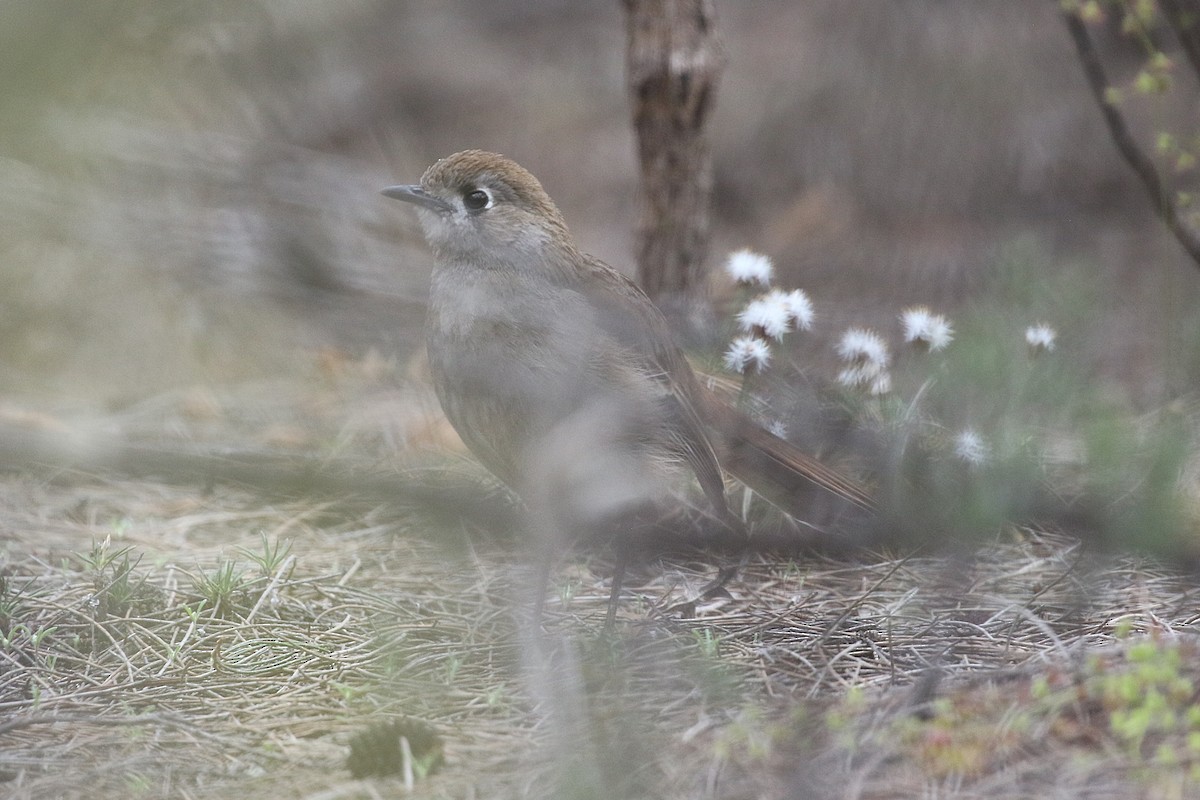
[381, 184, 453, 213]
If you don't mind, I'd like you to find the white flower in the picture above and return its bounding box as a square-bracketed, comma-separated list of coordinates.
[766, 419, 788, 439]
[724, 336, 772, 374]
[837, 365, 868, 388]
[836, 328, 893, 394]
[724, 249, 773, 286]
[900, 307, 953, 351]
[778, 288, 815, 331]
[954, 429, 990, 466]
[738, 295, 791, 340]
[837, 365, 893, 394]
[738, 288, 815, 340]
[836, 328, 890, 370]
[1025, 323, 1057, 353]
[868, 370, 893, 395]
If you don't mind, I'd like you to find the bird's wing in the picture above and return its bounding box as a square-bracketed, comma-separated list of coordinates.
[574, 257, 875, 518]
[574, 256, 731, 518]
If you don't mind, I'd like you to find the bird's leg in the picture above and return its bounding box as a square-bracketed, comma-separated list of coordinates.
[532, 546, 554, 630]
[604, 543, 629, 628]
[696, 551, 748, 601]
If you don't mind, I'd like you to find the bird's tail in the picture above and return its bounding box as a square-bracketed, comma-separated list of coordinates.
[697, 390, 876, 516]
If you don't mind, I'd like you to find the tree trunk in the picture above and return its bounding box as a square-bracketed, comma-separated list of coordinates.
[622, 0, 724, 325]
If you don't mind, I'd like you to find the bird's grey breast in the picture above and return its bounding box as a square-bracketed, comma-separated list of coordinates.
[426, 262, 599, 412]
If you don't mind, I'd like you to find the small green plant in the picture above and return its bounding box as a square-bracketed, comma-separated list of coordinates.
[0, 621, 56, 649]
[691, 627, 720, 659]
[0, 572, 25, 632]
[330, 680, 368, 704]
[1095, 640, 1199, 768]
[78, 536, 135, 574]
[484, 682, 510, 708]
[238, 532, 293, 577]
[1029, 636, 1200, 785]
[443, 652, 463, 684]
[180, 599, 208, 622]
[686, 626, 741, 704]
[824, 685, 868, 743]
[712, 705, 776, 763]
[407, 743, 442, 781]
[193, 559, 248, 619]
[78, 537, 158, 619]
[123, 771, 153, 796]
[882, 689, 1030, 780]
[557, 576, 580, 608]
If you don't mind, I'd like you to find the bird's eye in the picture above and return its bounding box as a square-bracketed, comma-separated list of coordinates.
[463, 189, 491, 211]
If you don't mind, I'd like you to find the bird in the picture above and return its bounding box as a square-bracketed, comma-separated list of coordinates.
[382, 150, 872, 622]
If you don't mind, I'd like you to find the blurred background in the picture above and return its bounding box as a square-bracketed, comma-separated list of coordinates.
[2, 0, 1198, 429]
[5, 6, 1200, 795]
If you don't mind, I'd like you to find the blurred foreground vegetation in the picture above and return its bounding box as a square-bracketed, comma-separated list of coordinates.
[2, 2, 1200, 798]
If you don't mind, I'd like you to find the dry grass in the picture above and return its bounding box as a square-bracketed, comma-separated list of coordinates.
[3, 6, 1200, 796]
[1, 464, 1198, 799]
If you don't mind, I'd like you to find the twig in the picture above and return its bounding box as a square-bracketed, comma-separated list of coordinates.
[245, 554, 297, 624]
[1062, 9, 1200, 268]
[1160, 0, 1200, 79]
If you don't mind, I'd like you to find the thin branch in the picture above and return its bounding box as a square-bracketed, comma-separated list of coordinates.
[1159, 0, 1200, 78]
[1062, 9, 1200, 268]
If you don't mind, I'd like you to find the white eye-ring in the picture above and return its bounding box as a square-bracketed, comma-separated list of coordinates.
[462, 188, 491, 211]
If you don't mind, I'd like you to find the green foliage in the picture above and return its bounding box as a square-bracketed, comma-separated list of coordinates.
[686, 626, 743, 705]
[79, 537, 161, 620]
[713, 705, 776, 763]
[1080, 407, 1190, 554]
[855, 239, 1192, 553]
[1097, 641, 1198, 763]
[0, 620, 58, 650]
[557, 575, 581, 608]
[1071, 0, 1200, 201]
[1035, 637, 1200, 785]
[0, 570, 24, 633]
[839, 636, 1200, 786]
[691, 626, 720, 659]
[237, 532, 293, 578]
[717, 231, 1200, 554]
[856, 245, 1075, 541]
[886, 692, 1029, 779]
[192, 558, 249, 619]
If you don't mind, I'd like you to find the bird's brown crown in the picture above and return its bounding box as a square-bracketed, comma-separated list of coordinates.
[421, 150, 565, 223]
